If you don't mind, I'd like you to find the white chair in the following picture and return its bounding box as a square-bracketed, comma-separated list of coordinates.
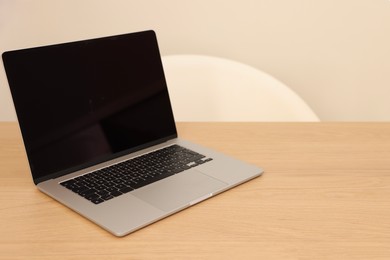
[161, 55, 319, 122]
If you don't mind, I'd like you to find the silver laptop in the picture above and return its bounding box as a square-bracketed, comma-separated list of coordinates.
[2, 30, 263, 236]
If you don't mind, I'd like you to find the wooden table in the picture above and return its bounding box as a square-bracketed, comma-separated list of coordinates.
[1, 122, 390, 259]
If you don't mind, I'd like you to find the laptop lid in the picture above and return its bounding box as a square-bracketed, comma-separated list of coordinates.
[2, 30, 177, 185]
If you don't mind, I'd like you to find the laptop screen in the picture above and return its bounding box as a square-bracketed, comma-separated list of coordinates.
[2, 30, 177, 183]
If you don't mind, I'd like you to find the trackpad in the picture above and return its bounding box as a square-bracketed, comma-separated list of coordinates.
[132, 169, 227, 212]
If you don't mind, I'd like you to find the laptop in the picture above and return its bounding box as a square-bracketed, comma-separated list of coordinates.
[2, 30, 263, 236]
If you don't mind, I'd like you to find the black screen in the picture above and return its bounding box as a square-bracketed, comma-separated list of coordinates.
[2, 30, 177, 183]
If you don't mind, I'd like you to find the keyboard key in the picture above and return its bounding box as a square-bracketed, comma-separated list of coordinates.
[101, 194, 114, 201]
[115, 184, 127, 190]
[85, 193, 100, 200]
[119, 186, 134, 194]
[91, 198, 104, 204]
[79, 188, 97, 197]
[61, 179, 76, 187]
[110, 190, 122, 197]
[97, 190, 109, 196]
[106, 187, 118, 193]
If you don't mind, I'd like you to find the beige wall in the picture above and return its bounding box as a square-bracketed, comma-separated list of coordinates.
[1, 0, 389, 121]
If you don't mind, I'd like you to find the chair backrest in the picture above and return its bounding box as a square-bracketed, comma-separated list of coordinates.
[161, 55, 320, 121]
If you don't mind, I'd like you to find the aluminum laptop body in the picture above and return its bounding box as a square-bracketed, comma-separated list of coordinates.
[2, 30, 263, 236]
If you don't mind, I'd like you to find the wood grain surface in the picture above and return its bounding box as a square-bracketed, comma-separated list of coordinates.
[1, 122, 390, 259]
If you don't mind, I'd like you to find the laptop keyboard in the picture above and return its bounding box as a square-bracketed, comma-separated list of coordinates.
[60, 145, 213, 204]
